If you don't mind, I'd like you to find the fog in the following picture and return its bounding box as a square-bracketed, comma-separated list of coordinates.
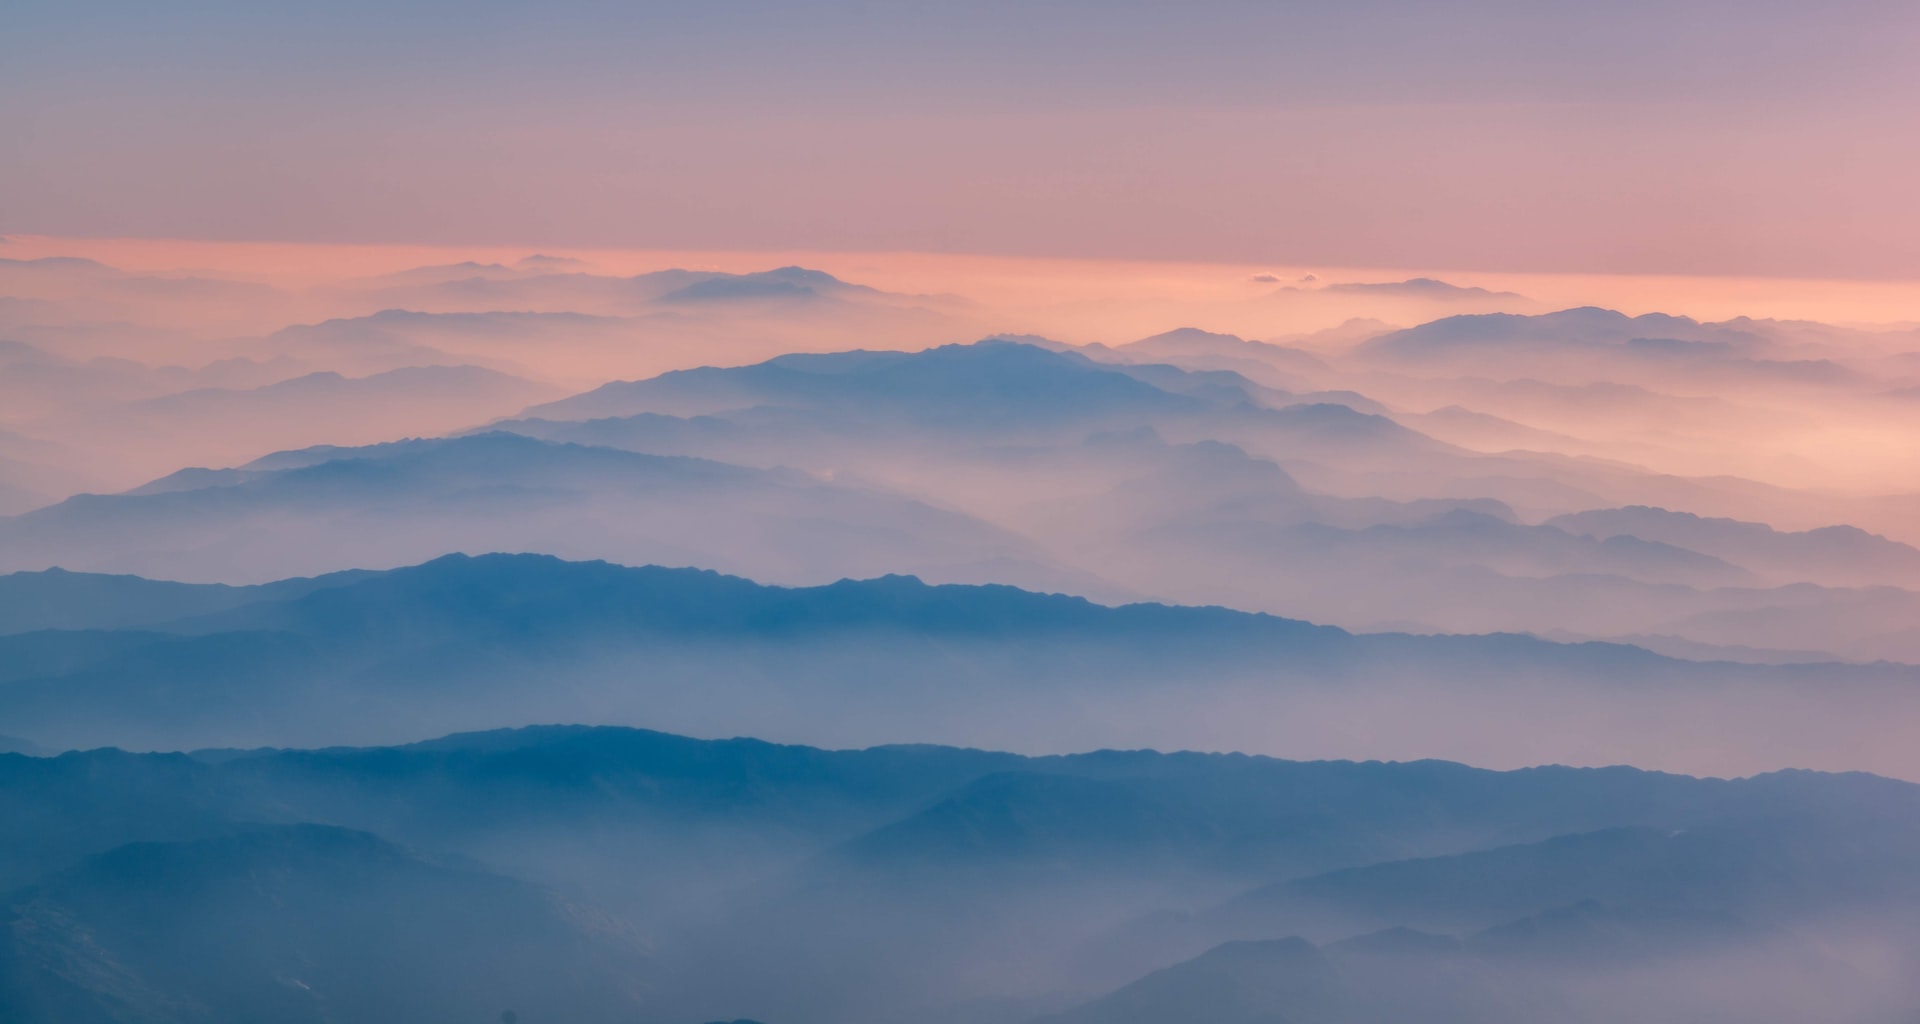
[9, 727, 1920, 1024]
[7, 243, 1920, 1023]
[6, 555, 1920, 784]
[8, 249, 1920, 758]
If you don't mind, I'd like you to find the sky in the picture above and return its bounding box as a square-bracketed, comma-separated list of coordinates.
[5, 0, 1920, 277]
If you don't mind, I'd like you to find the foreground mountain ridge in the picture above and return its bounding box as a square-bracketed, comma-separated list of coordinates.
[5, 723, 1920, 1024]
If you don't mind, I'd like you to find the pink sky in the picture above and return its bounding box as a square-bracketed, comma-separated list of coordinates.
[6, 1, 1920, 280]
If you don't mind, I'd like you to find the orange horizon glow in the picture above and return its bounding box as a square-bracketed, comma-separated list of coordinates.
[8, 234, 1920, 337]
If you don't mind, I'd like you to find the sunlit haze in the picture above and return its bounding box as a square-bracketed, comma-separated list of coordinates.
[7, 4, 1920, 1024]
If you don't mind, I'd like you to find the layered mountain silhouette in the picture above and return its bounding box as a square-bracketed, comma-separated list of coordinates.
[0, 432, 1062, 589]
[15, 242, 1920, 1024]
[46, 365, 565, 487]
[476, 340, 1920, 657]
[10, 334, 1920, 659]
[1354, 307, 1867, 396]
[5, 725, 1919, 1024]
[3, 555, 1920, 779]
[1549, 505, 1920, 587]
[1364, 307, 1758, 352]
[523, 339, 1209, 426]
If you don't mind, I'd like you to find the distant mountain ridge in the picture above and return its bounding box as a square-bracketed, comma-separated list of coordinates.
[521, 339, 1208, 424]
[1, 554, 1919, 780]
[0, 431, 1058, 589]
[1549, 504, 1920, 586]
[1361, 307, 1767, 357]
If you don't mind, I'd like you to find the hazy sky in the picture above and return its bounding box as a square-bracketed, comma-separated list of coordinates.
[6, 0, 1920, 276]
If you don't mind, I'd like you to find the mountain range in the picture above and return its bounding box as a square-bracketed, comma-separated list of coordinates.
[2, 553, 1919, 779]
[5, 724, 1919, 1024]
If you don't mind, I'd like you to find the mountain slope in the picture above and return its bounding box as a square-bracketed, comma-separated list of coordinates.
[522, 339, 1206, 425]
[0, 433, 1056, 588]
[1549, 505, 1920, 587]
[1040, 938, 1351, 1024]
[0, 825, 652, 1024]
